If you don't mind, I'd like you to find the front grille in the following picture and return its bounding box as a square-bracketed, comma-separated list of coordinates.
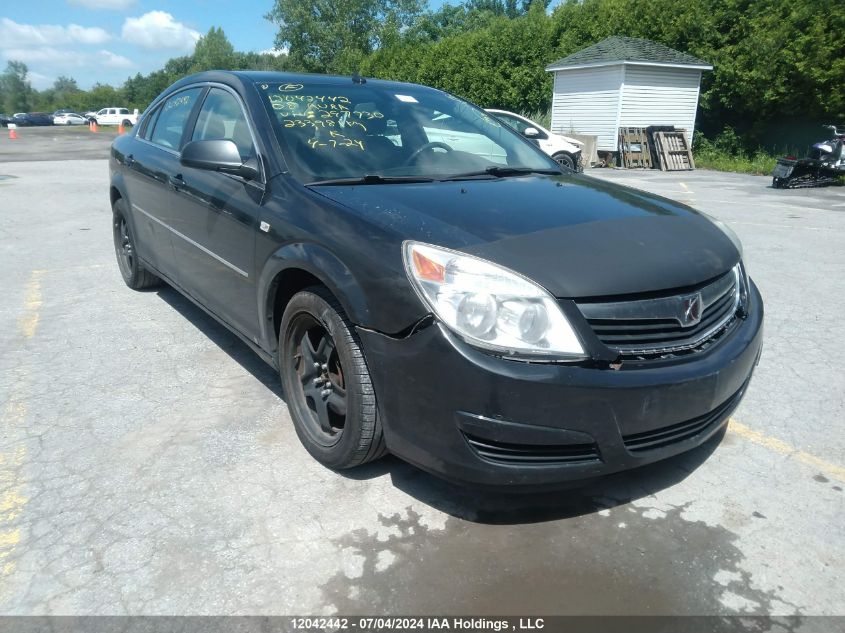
[463, 433, 601, 465]
[577, 269, 741, 357]
[622, 382, 746, 453]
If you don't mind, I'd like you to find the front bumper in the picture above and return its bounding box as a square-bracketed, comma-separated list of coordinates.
[357, 283, 764, 488]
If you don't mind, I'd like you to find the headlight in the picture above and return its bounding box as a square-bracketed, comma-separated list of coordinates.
[402, 241, 586, 360]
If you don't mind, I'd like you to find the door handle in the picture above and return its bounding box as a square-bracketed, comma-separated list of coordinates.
[125, 154, 135, 167]
[168, 174, 184, 189]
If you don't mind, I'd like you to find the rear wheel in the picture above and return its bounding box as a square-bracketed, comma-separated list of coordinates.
[121, 119, 133, 128]
[279, 287, 386, 469]
[112, 198, 161, 289]
[553, 152, 575, 170]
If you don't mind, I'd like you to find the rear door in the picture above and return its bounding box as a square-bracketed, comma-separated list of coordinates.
[121, 87, 204, 279]
[167, 86, 263, 338]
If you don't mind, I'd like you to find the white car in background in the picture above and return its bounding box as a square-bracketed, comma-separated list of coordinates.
[423, 112, 508, 164]
[92, 107, 139, 127]
[486, 109, 584, 171]
[53, 112, 88, 125]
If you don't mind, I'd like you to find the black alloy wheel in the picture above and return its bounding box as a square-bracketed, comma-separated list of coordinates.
[112, 199, 160, 290]
[553, 152, 575, 170]
[290, 313, 347, 443]
[115, 214, 134, 277]
[279, 287, 386, 469]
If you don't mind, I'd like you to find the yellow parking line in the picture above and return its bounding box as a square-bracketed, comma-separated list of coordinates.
[729, 419, 845, 483]
[16, 270, 45, 339]
[1, 401, 28, 579]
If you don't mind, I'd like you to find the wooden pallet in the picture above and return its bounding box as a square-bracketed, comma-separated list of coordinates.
[618, 127, 652, 168]
[653, 130, 695, 171]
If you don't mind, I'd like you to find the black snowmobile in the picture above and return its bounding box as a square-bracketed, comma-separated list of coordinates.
[772, 124, 845, 189]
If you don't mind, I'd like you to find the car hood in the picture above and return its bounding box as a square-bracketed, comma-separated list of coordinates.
[558, 134, 583, 147]
[311, 173, 739, 298]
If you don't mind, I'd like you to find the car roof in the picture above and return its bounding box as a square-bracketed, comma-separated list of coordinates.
[168, 70, 433, 94]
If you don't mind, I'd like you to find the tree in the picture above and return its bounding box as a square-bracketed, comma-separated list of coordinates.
[1, 61, 33, 114]
[49, 76, 80, 108]
[52, 76, 80, 95]
[363, 1, 554, 112]
[266, 0, 425, 73]
[191, 27, 236, 72]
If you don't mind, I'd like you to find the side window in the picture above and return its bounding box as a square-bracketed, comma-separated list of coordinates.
[497, 113, 547, 140]
[495, 113, 524, 133]
[119, 108, 130, 115]
[140, 105, 161, 140]
[149, 88, 203, 150]
[191, 88, 253, 160]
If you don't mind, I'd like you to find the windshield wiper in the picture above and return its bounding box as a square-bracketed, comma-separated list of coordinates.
[440, 166, 562, 181]
[306, 174, 436, 186]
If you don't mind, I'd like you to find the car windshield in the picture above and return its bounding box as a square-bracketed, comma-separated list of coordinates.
[257, 81, 558, 183]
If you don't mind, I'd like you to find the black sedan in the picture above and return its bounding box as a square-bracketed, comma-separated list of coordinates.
[109, 71, 763, 487]
[11, 112, 53, 127]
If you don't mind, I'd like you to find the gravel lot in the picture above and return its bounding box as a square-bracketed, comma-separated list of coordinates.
[1, 133, 843, 617]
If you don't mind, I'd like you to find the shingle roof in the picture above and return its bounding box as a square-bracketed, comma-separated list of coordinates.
[546, 36, 711, 70]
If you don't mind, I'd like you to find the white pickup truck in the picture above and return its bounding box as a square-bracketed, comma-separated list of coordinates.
[91, 107, 139, 127]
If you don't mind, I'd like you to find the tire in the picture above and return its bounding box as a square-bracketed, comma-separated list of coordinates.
[112, 198, 161, 290]
[121, 119, 133, 128]
[553, 152, 575, 170]
[279, 286, 386, 469]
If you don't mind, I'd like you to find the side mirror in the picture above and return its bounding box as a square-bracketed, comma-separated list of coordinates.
[523, 127, 540, 138]
[181, 139, 259, 180]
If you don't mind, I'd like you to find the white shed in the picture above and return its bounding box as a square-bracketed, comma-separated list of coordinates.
[546, 37, 712, 152]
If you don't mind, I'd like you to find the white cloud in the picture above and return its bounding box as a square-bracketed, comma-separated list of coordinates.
[1, 47, 133, 71]
[68, 0, 136, 9]
[260, 48, 288, 57]
[98, 49, 132, 68]
[121, 11, 199, 51]
[0, 17, 111, 47]
[67, 24, 112, 44]
[1, 47, 71, 65]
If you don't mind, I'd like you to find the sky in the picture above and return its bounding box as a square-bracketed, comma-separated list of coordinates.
[0, 0, 284, 90]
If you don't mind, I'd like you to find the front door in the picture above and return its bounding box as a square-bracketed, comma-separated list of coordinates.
[167, 86, 262, 340]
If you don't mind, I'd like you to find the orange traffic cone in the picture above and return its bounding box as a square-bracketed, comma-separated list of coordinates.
[90, 120, 98, 133]
[118, 122, 125, 135]
[8, 127, 18, 140]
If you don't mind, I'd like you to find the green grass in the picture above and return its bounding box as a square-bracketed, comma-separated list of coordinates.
[518, 109, 552, 130]
[693, 148, 778, 175]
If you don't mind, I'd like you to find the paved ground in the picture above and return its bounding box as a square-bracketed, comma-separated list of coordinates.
[0, 154, 843, 616]
[0, 126, 118, 162]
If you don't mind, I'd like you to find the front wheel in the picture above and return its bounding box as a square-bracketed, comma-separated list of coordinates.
[279, 287, 386, 469]
[552, 152, 575, 171]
